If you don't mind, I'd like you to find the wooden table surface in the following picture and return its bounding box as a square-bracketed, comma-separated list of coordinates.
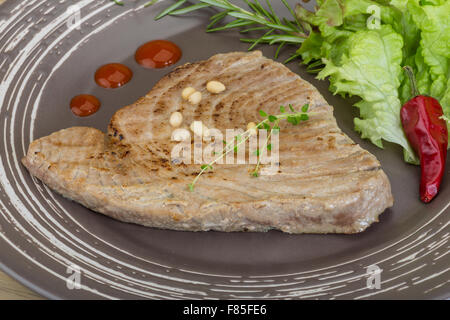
[0, 270, 43, 300]
[0, 0, 41, 301]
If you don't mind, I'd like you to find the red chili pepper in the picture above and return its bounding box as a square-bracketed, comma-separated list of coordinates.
[400, 66, 448, 203]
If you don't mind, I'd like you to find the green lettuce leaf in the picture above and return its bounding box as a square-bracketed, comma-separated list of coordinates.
[317, 25, 418, 163]
[408, 0, 449, 98]
[296, 0, 449, 161]
[296, 31, 323, 64]
[440, 78, 450, 140]
[407, 0, 450, 137]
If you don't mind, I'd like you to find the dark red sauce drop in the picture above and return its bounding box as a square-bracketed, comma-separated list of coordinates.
[95, 63, 133, 88]
[72, 40, 181, 117]
[135, 40, 182, 69]
[70, 94, 101, 117]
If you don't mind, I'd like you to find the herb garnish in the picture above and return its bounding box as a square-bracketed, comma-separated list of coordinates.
[111, 0, 158, 8]
[153, 0, 307, 60]
[188, 104, 310, 191]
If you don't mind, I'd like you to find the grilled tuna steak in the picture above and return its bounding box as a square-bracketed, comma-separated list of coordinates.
[22, 51, 393, 233]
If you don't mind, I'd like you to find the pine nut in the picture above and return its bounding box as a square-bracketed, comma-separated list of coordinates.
[169, 112, 183, 127]
[247, 122, 257, 135]
[172, 128, 190, 141]
[188, 91, 202, 104]
[206, 81, 226, 94]
[247, 122, 256, 130]
[190, 121, 204, 137]
[182, 87, 196, 100]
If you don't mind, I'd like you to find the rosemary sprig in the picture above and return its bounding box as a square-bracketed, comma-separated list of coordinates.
[111, 1, 315, 63]
[303, 59, 325, 74]
[144, 0, 159, 7]
[155, 0, 308, 53]
[188, 104, 310, 191]
[111, 0, 158, 8]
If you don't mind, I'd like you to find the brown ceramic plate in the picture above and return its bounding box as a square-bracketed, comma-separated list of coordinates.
[0, 0, 448, 299]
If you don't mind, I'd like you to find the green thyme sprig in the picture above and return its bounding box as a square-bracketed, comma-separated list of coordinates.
[155, 0, 308, 59]
[251, 103, 309, 177]
[188, 104, 310, 191]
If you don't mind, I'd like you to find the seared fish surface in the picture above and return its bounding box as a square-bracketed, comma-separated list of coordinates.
[23, 51, 393, 233]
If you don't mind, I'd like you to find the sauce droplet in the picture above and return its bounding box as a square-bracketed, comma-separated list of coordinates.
[95, 63, 133, 88]
[70, 94, 101, 117]
[135, 40, 182, 69]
